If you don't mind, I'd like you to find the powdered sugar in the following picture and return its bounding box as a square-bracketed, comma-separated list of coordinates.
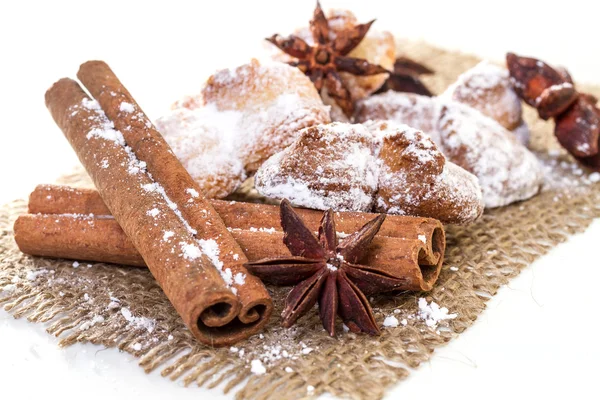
[256, 121, 483, 223]
[417, 298, 457, 328]
[120, 307, 156, 333]
[155, 60, 330, 199]
[119, 102, 135, 113]
[357, 92, 542, 208]
[250, 359, 267, 375]
[383, 315, 399, 327]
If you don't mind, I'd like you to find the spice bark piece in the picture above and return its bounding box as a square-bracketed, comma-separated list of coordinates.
[28, 184, 443, 249]
[266, 3, 389, 117]
[506, 52, 578, 120]
[44, 79, 255, 346]
[375, 56, 434, 97]
[76, 61, 272, 331]
[245, 200, 405, 336]
[18, 188, 445, 292]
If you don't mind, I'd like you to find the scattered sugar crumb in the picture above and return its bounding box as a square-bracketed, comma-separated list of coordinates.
[132, 343, 142, 351]
[302, 347, 313, 355]
[233, 254, 240, 261]
[401, 319, 408, 326]
[120, 307, 156, 333]
[186, 188, 200, 198]
[234, 273, 246, 285]
[168, 335, 174, 341]
[147, 208, 160, 218]
[180, 242, 202, 260]
[119, 102, 135, 113]
[1, 284, 16, 293]
[26, 269, 48, 281]
[307, 385, 315, 393]
[383, 316, 399, 328]
[342, 324, 349, 332]
[230, 347, 239, 353]
[83, 293, 90, 301]
[59, 292, 65, 297]
[285, 367, 294, 373]
[417, 298, 457, 328]
[450, 266, 459, 271]
[418, 234, 427, 243]
[162, 231, 175, 241]
[250, 359, 266, 375]
[72, 261, 80, 268]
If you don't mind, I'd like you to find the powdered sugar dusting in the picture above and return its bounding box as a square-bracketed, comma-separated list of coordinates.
[155, 60, 330, 199]
[417, 298, 457, 328]
[357, 92, 542, 208]
[256, 121, 483, 223]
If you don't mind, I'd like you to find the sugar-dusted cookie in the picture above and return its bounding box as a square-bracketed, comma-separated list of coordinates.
[255, 121, 483, 224]
[442, 61, 523, 132]
[156, 59, 331, 198]
[355, 92, 543, 208]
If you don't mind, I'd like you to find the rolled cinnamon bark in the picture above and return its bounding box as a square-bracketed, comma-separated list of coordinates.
[45, 78, 271, 347]
[29, 184, 444, 263]
[15, 213, 442, 292]
[77, 61, 272, 332]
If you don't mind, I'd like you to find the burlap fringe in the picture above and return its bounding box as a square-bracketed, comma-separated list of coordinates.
[2, 42, 600, 400]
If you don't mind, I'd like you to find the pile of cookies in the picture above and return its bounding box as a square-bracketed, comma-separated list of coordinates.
[153, 5, 571, 225]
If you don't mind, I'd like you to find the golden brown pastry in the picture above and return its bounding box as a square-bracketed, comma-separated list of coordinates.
[355, 92, 543, 208]
[155, 59, 331, 198]
[255, 121, 484, 224]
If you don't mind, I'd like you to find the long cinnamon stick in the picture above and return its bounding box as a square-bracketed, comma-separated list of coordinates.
[45, 77, 271, 347]
[29, 184, 443, 258]
[19, 184, 446, 291]
[15, 214, 441, 292]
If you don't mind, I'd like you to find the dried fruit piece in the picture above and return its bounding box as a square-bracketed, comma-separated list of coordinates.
[554, 95, 600, 158]
[506, 52, 577, 120]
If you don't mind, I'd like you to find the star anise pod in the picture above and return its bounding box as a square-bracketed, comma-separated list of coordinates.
[375, 56, 434, 96]
[245, 199, 408, 336]
[266, 2, 389, 117]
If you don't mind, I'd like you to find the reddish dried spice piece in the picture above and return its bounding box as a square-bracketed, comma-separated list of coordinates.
[245, 199, 407, 336]
[375, 56, 434, 96]
[555, 95, 600, 158]
[506, 52, 578, 120]
[507, 52, 600, 171]
[266, 2, 389, 117]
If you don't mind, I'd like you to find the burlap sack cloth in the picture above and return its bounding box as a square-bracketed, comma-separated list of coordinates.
[1, 42, 599, 399]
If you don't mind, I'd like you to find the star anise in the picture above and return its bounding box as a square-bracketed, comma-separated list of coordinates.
[266, 2, 389, 117]
[375, 56, 434, 96]
[244, 199, 408, 336]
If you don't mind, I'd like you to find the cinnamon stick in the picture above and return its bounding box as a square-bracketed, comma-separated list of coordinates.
[45, 76, 271, 347]
[29, 184, 443, 256]
[18, 185, 446, 291]
[15, 214, 441, 292]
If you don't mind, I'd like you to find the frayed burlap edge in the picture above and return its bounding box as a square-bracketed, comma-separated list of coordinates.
[1, 42, 600, 400]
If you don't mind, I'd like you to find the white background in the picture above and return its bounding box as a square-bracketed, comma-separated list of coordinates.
[0, 1, 598, 399]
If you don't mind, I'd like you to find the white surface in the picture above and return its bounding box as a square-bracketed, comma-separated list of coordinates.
[1, 1, 598, 399]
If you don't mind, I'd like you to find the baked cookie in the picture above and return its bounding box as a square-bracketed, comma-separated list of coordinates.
[255, 121, 483, 224]
[155, 59, 331, 198]
[355, 92, 543, 208]
[442, 62, 523, 132]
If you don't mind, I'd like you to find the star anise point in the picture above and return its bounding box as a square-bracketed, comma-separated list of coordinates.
[245, 199, 409, 336]
[267, 2, 390, 117]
